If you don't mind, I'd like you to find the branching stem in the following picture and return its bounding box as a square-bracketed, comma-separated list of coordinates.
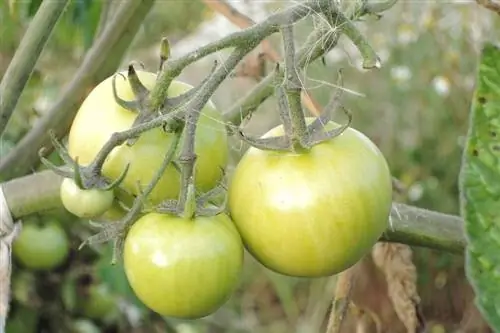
[81, 127, 183, 247]
[281, 22, 308, 152]
[176, 45, 257, 216]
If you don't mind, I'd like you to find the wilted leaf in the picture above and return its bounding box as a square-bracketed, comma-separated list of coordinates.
[372, 243, 422, 333]
[459, 42, 500, 331]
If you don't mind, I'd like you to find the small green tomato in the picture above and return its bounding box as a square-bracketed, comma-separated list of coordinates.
[13, 219, 70, 271]
[60, 177, 115, 218]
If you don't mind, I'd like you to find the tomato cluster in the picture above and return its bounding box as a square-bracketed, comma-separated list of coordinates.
[60, 70, 392, 319]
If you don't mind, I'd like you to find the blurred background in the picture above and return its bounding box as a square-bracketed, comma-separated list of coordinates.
[0, 0, 497, 332]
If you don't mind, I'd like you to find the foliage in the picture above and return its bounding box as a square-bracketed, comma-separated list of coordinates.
[460, 43, 500, 331]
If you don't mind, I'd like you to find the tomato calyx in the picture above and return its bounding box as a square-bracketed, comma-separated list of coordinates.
[39, 130, 130, 193]
[78, 123, 185, 260]
[155, 176, 228, 219]
[230, 25, 353, 154]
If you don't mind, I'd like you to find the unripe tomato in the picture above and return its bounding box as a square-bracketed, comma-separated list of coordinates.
[67, 70, 228, 206]
[123, 212, 243, 319]
[228, 120, 392, 277]
[60, 177, 115, 218]
[13, 219, 70, 271]
[71, 319, 100, 333]
[80, 284, 117, 320]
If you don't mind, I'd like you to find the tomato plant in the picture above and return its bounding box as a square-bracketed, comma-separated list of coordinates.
[13, 218, 70, 271]
[60, 177, 115, 218]
[123, 212, 244, 319]
[67, 70, 228, 206]
[228, 120, 393, 277]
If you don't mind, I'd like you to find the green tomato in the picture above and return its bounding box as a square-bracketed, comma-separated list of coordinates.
[80, 284, 117, 320]
[228, 119, 393, 277]
[123, 212, 243, 319]
[60, 177, 115, 218]
[67, 70, 228, 206]
[13, 219, 70, 271]
[71, 319, 101, 333]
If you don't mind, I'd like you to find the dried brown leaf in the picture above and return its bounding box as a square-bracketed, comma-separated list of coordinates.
[372, 242, 423, 333]
[232, 50, 268, 82]
[326, 266, 357, 333]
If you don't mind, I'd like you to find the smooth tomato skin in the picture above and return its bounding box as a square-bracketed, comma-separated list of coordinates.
[67, 70, 228, 206]
[228, 119, 392, 277]
[60, 177, 115, 218]
[81, 284, 117, 320]
[123, 212, 243, 319]
[13, 220, 70, 271]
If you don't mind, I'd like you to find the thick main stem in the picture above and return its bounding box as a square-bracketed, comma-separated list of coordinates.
[0, 0, 69, 135]
[382, 203, 466, 254]
[0, 169, 466, 253]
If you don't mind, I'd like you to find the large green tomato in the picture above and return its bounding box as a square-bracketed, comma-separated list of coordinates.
[123, 212, 244, 319]
[67, 70, 228, 206]
[60, 177, 115, 218]
[13, 219, 70, 271]
[228, 119, 392, 278]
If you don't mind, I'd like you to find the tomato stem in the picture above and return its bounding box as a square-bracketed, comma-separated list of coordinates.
[80, 129, 183, 248]
[281, 22, 309, 153]
[181, 182, 197, 220]
[176, 46, 255, 218]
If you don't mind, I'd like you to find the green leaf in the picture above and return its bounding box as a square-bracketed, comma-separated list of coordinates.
[5, 306, 38, 333]
[460, 42, 500, 331]
[27, 0, 43, 17]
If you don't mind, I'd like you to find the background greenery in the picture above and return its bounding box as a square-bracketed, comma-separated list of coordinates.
[0, 0, 497, 332]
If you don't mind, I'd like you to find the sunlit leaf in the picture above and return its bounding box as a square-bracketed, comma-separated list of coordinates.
[460, 42, 500, 331]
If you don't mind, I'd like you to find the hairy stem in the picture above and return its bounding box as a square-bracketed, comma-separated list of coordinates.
[281, 22, 308, 151]
[0, 0, 156, 181]
[382, 203, 466, 254]
[82, 130, 183, 246]
[176, 113, 198, 216]
[149, 0, 327, 110]
[2, 170, 62, 219]
[123, 132, 182, 225]
[0, 0, 69, 135]
[226, 22, 340, 125]
[176, 46, 256, 214]
[335, 14, 380, 69]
